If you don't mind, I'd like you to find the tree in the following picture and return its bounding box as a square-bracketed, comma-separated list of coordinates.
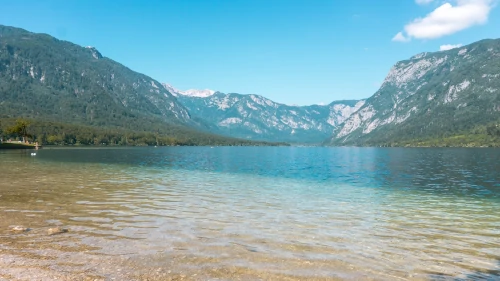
[6, 119, 31, 143]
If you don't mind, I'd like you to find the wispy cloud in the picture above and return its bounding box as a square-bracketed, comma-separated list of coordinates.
[392, 32, 410, 42]
[415, 0, 435, 5]
[393, 0, 494, 41]
[440, 44, 463, 50]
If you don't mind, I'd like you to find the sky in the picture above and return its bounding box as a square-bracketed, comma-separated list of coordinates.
[1, 0, 499, 105]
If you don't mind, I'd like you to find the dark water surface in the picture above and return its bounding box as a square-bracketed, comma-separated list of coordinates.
[0, 147, 499, 280]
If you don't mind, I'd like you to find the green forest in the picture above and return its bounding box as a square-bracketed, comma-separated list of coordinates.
[0, 118, 287, 147]
[373, 123, 500, 147]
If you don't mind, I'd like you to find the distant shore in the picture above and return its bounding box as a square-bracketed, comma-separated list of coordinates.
[0, 142, 39, 149]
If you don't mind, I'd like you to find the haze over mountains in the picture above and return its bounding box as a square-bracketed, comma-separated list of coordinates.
[0, 24, 499, 146]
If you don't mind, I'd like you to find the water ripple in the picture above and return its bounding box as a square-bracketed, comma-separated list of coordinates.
[0, 147, 499, 280]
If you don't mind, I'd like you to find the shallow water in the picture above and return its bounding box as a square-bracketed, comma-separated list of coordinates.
[0, 147, 499, 280]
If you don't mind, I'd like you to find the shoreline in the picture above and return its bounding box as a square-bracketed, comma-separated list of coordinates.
[0, 143, 40, 149]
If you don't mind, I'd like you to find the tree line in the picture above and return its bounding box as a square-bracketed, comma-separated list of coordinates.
[376, 123, 500, 147]
[0, 118, 287, 147]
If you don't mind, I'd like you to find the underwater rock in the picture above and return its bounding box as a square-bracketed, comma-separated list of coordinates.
[48, 227, 69, 235]
[10, 226, 29, 232]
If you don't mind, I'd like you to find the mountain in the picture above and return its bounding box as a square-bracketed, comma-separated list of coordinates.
[0, 25, 285, 146]
[162, 83, 215, 98]
[166, 86, 364, 143]
[327, 39, 500, 146]
[0, 25, 192, 130]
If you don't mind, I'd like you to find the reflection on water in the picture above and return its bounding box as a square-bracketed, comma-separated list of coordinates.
[0, 147, 499, 280]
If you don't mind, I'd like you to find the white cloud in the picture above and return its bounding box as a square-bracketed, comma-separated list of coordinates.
[393, 0, 494, 41]
[392, 32, 410, 42]
[416, 0, 435, 5]
[440, 43, 463, 50]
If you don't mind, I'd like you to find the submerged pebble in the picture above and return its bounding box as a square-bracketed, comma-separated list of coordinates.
[48, 227, 69, 235]
[10, 226, 29, 232]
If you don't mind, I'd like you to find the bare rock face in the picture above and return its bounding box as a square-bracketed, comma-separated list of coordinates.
[166, 83, 364, 143]
[328, 38, 500, 146]
[85, 46, 103, 60]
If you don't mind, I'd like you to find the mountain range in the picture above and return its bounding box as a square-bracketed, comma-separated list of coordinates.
[1, 24, 499, 146]
[164, 39, 500, 146]
[163, 83, 364, 143]
[0, 25, 278, 146]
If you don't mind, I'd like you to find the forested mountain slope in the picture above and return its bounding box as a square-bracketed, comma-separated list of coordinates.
[0, 25, 192, 130]
[0, 25, 283, 146]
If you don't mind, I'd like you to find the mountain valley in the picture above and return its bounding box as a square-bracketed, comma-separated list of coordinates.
[1, 24, 499, 147]
[164, 83, 364, 143]
[0, 25, 278, 146]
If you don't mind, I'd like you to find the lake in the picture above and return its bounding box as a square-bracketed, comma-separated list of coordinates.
[1, 147, 499, 280]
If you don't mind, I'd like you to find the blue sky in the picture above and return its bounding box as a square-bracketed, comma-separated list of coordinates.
[1, 0, 499, 105]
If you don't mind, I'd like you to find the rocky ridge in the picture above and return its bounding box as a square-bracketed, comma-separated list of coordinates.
[165, 84, 364, 143]
[328, 38, 500, 145]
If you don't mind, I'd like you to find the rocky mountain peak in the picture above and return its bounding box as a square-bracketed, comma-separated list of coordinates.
[86, 46, 103, 59]
[183, 89, 216, 98]
[161, 83, 215, 98]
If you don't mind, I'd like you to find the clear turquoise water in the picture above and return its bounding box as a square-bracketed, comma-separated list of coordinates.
[1, 147, 499, 280]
